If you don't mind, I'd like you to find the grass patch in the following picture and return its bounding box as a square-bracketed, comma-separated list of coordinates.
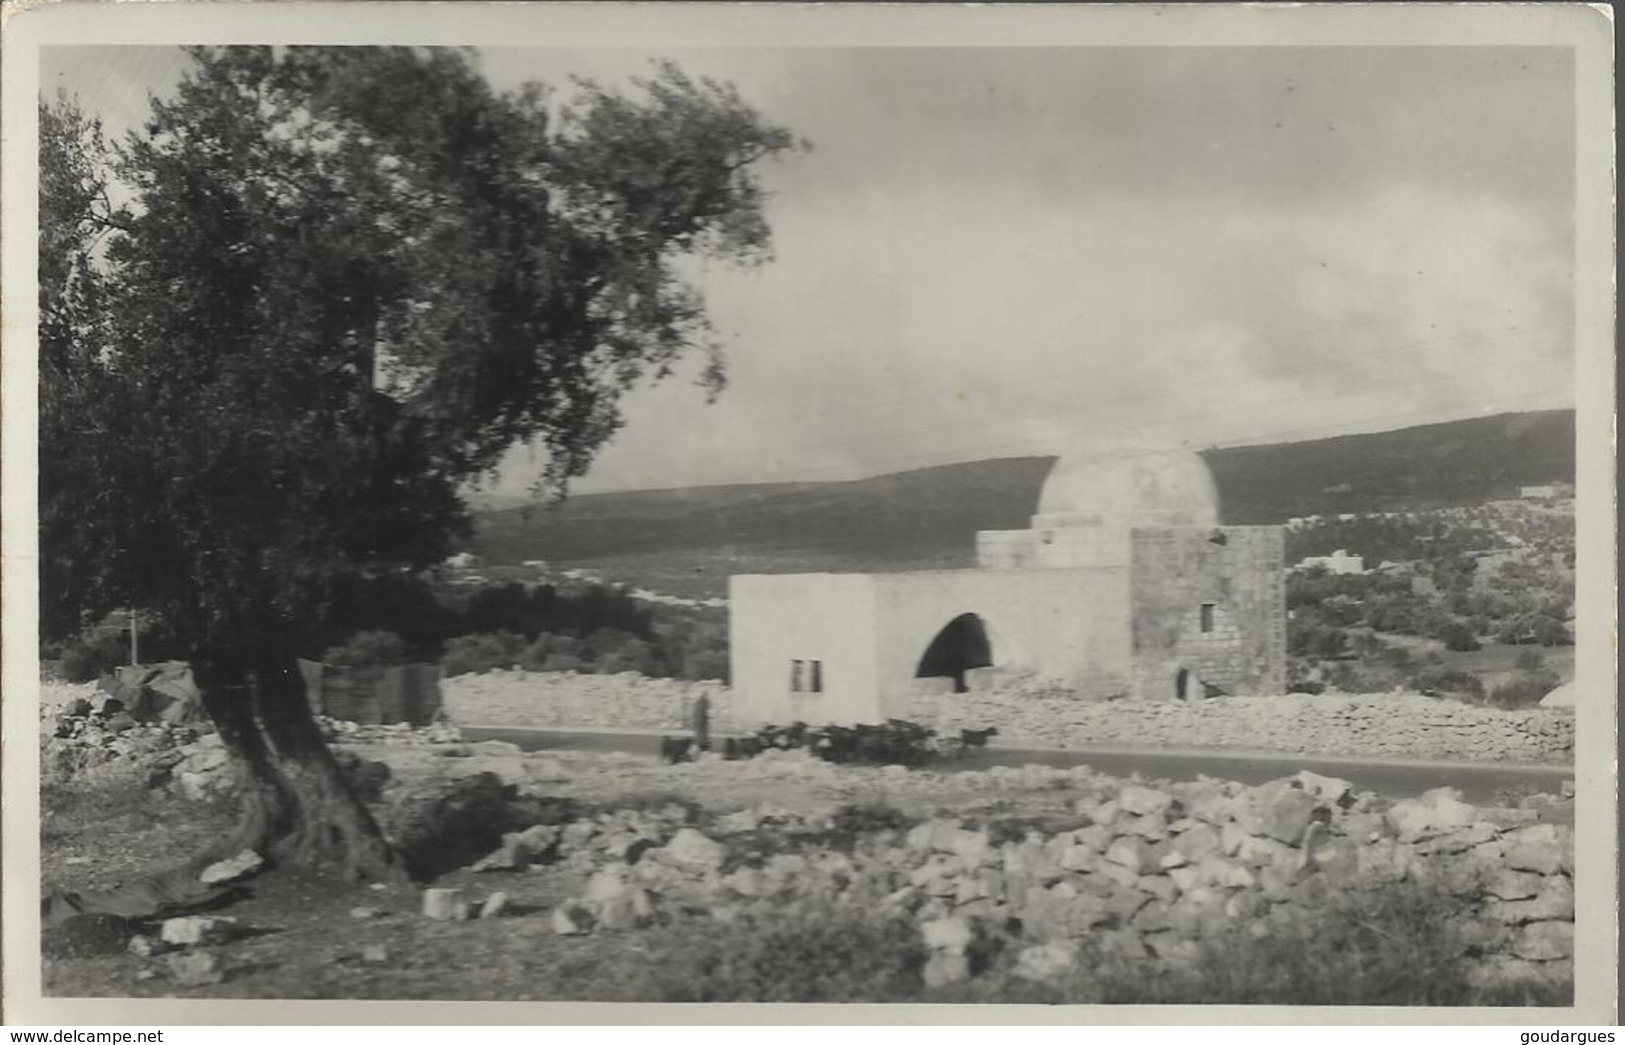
[619, 906, 930, 1003]
[599, 871, 1572, 1005]
[960, 875, 1570, 1007]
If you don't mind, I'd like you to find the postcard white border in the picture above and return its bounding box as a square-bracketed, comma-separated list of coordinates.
[3, 1, 1615, 1027]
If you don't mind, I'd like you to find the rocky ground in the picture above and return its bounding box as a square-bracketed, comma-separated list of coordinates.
[40, 686, 1577, 1004]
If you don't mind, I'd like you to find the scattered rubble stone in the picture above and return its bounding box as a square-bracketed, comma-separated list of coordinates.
[165, 950, 225, 987]
[923, 951, 971, 989]
[159, 916, 239, 948]
[1014, 940, 1079, 982]
[128, 934, 171, 957]
[421, 888, 466, 921]
[501, 768, 1576, 991]
[551, 899, 595, 936]
[199, 849, 264, 886]
[1512, 921, 1575, 962]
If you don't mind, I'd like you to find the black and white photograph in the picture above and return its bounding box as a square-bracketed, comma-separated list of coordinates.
[3, 1, 1615, 1025]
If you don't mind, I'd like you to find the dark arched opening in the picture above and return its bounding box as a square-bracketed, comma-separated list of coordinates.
[1176, 668, 1190, 700]
[915, 613, 993, 694]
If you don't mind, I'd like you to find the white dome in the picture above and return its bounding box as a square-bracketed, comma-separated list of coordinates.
[1035, 435, 1220, 529]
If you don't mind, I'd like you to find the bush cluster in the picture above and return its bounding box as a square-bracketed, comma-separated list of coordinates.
[608, 871, 1567, 1006]
[748, 719, 978, 766]
[434, 617, 727, 680]
[1486, 667, 1563, 710]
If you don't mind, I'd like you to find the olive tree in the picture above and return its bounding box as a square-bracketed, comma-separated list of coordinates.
[39, 46, 805, 879]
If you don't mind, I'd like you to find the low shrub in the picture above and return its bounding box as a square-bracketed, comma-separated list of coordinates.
[955, 874, 1566, 1007]
[1486, 669, 1562, 710]
[439, 631, 528, 677]
[622, 905, 929, 1003]
[42, 744, 232, 850]
[56, 630, 129, 684]
[825, 801, 911, 839]
[321, 630, 414, 670]
[1514, 649, 1548, 673]
[748, 719, 953, 767]
[1408, 667, 1485, 699]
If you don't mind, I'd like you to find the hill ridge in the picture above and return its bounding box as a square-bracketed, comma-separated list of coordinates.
[469, 409, 1574, 598]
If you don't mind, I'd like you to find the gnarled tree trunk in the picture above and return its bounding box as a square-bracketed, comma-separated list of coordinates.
[193, 655, 406, 883]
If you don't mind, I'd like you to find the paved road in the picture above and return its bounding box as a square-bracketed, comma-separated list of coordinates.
[458, 726, 1572, 806]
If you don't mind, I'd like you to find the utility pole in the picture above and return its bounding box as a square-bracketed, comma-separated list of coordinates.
[128, 608, 139, 666]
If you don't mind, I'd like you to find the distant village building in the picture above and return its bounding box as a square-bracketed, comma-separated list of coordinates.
[1295, 549, 1365, 575]
[1519, 484, 1569, 500]
[444, 552, 481, 569]
[729, 439, 1287, 727]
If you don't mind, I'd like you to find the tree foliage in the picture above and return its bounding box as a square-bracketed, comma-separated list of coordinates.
[39, 45, 804, 875]
[42, 46, 804, 664]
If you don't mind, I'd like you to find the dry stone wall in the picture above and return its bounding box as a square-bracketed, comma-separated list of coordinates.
[898, 685, 1574, 764]
[461, 761, 1575, 992]
[442, 670, 730, 733]
[439, 669, 1573, 764]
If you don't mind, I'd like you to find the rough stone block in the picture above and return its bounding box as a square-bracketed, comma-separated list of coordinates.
[1013, 941, 1079, 983]
[199, 849, 264, 886]
[921, 916, 973, 954]
[1172, 822, 1221, 862]
[1237, 834, 1297, 870]
[1104, 836, 1154, 875]
[923, 951, 970, 988]
[1487, 875, 1574, 924]
[1137, 874, 1179, 904]
[1094, 928, 1150, 963]
[1119, 785, 1174, 819]
[1511, 921, 1574, 962]
[1058, 845, 1098, 873]
[1291, 770, 1354, 806]
[165, 950, 225, 987]
[659, 827, 726, 872]
[1484, 869, 1546, 902]
[551, 899, 595, 935]
[159, 916, 239, 947]
[1387, 789, 1477, 843]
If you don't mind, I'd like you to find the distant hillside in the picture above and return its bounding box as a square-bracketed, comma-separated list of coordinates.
[470, 409, 1574, 598]
[1204, 409, 1575, 523]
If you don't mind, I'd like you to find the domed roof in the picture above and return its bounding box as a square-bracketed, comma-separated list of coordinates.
[1034, 435, 1220, 529]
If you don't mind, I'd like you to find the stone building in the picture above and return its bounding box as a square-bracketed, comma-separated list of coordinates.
[1295, 549, 1366, 575]
[728, 438, 1287, 728]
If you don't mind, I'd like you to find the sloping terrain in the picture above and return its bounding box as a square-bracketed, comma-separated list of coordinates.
[469, 410, 1575, 598]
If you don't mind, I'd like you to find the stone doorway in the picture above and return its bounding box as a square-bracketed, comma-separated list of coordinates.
[915, 613, 993, 694]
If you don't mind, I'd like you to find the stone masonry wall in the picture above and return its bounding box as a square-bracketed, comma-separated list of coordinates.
[515, 763, 1575, 991]
[899, 685, 1574, 765]
[438, 669, 1574, 764]
[441, 670, 732, 733]
[1130, 527, 1287, 700]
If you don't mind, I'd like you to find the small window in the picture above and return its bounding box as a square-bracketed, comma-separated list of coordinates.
[809, 660, 824, 693]
[1199, 603, 1216, 633]
[790, 659, 805, 692]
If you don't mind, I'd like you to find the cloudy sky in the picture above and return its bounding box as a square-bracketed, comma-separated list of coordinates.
[43, 44, 1576, 495]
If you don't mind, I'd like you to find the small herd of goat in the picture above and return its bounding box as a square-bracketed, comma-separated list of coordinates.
[660, 719, 999, 768]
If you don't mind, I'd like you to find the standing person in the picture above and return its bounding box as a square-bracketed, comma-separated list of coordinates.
[691, 689, 712, 752]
